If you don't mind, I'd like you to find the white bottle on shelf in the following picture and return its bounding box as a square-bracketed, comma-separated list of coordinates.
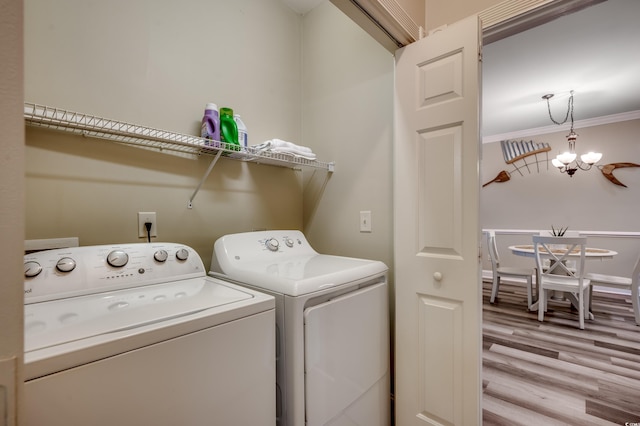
[234, 114, 248, 149]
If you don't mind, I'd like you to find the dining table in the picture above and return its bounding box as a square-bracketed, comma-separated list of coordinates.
[509, 244, 618, 260]
[508, 244, 618, 317]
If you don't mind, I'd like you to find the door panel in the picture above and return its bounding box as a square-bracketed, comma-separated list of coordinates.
[418, 126, 462, 257]
[394, 15, 482, 426]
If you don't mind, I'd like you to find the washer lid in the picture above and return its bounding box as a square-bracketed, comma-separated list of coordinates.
[24, 277, 255, 353]
[216, 253, 388, 296]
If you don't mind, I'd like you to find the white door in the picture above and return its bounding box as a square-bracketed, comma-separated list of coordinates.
[394, 15, 482, 426]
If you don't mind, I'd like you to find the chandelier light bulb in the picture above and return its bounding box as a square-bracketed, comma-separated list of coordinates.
[556, 151, 577, 165]
[551, 158, 564, 169]
[580, 151, 602, 165]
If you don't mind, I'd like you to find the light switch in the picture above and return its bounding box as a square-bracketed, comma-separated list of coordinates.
[360, 211, 372, 233]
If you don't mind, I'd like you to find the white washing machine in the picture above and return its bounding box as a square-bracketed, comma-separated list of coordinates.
[23, 242, 275, 426]
[209, 230, 390, 426]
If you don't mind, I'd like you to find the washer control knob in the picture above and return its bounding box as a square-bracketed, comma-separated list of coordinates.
[285, 238, 294, 248]
[107, 250, 129, 267]
[154, 250, 168, 263]
[265, 238, 279, 251]
[56, 257, 76, 273]
[24, 261, 43, 278]
[176, 248, 189, 261]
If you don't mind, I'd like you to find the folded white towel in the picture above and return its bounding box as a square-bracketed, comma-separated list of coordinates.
[252, 139, 316, 160]
[272, 139, 313, 153]
[270, 147, 316, 160]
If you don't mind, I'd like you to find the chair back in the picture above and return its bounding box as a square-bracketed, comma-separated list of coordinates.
[532, 235, 588, 281]
[632, 252, 640, 286]
[486, 231, 500, 270]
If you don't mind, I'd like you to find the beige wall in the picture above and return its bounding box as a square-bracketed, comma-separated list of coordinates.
[481, 119, 640, 275]
[301, 0, 396, 393]
[24, 0, 305, 271]
[1, 0, 24, 423]
[426, 0, 503, 31]
[302, 2, 394, 269]
[399, 0, 426, 29]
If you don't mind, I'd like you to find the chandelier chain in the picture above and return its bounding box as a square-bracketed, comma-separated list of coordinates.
[545, 91, 574, 127]
[543, 89, 601, 177]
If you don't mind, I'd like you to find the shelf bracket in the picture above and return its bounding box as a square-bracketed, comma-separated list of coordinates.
[188, 149, 223, 209]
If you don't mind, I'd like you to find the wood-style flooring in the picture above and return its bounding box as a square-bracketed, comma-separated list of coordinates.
[482, 280, 640, 425]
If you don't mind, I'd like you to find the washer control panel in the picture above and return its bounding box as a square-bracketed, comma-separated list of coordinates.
[24, 243, 204, 304]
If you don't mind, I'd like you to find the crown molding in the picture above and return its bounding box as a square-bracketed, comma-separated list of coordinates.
[482, 110, 640, 144]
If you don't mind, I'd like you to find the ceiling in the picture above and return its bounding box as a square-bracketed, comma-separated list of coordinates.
[483, 0, 640, 138]
[282, 0, 640, 139]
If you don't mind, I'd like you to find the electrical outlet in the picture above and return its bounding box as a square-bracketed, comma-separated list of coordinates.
[360, 210, 372, 233]
[138, 212, 157, 238]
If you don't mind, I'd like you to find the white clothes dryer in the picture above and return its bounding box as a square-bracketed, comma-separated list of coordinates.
[23, 242, 275, 426]
[210, 230, 390, 426]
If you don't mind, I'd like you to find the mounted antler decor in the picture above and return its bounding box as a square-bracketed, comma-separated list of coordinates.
[598, 163, 640, 187]
[483, 139, 639, 188]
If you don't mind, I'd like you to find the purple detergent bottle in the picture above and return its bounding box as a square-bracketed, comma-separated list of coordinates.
[200, 103, 220, 146]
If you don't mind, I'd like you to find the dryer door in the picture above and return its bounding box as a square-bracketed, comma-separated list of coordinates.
[304, 281, 389, 426]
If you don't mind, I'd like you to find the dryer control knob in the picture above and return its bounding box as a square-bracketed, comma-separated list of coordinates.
[154, 250, 168, 263]
[176, 248, 189, 261]
[266, 238, 279, 251]
[56, 257, 76, 273]
[285, 238, 294, 248]
[107, 250, 129, 267]
[24, 261, 43, 278]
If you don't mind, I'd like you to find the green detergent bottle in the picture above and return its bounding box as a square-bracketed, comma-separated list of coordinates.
[219, 107, 240, 152]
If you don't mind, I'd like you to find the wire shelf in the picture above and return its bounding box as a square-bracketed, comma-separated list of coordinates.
[24, 102, 334, 171]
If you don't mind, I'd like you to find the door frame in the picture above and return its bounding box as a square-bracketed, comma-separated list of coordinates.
[480, 0, 605, 44]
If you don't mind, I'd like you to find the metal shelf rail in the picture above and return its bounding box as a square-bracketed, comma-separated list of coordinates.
[24, 102, 334, 207]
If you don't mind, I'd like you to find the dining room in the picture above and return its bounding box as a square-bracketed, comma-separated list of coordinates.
[479, 0, 640, 423]
[480, 0, 640, 314]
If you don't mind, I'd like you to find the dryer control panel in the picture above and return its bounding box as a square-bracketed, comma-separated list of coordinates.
[24, 243, 205, 304]
[211, 230, 318, 269]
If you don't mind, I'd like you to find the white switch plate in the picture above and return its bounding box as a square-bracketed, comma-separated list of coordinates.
[138, 212, 157, 238]
[360, 210, 372, 233]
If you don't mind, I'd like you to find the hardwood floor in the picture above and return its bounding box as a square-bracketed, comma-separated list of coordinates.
[482, 280, 640, 425]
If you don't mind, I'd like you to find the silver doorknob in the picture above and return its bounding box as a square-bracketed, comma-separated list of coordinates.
[433, 272, 443, 281]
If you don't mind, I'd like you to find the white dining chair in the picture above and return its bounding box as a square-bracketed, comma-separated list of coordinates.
[533, 235, 591, 329]
[585, 253, 640, 326]
[539, 230, 580, 271]
[487, 231, 537, 310]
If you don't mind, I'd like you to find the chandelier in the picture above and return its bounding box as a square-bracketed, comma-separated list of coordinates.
[543, 91, 602, 177]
